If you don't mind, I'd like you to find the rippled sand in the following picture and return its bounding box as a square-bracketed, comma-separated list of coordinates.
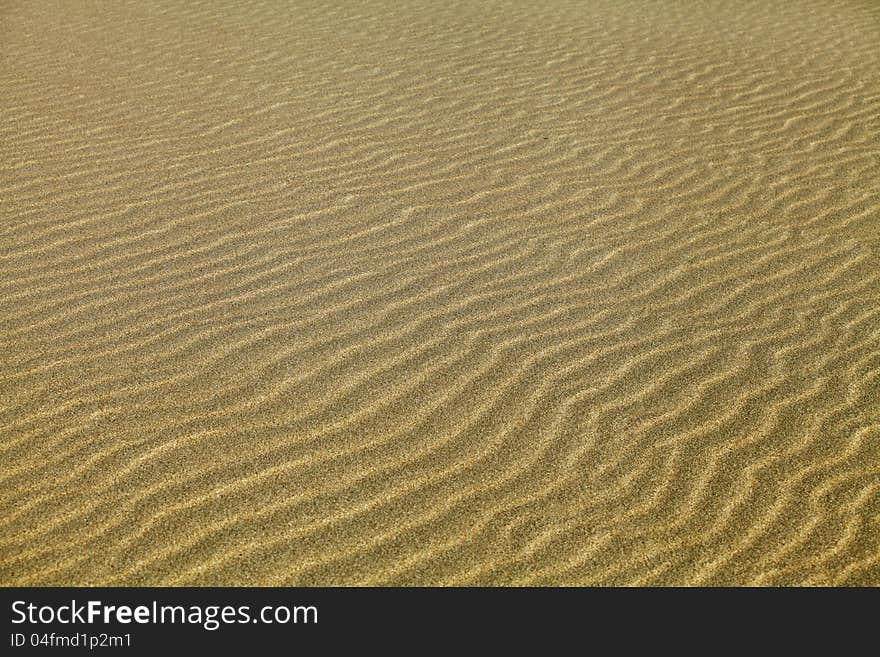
[1, 0, 879, 586]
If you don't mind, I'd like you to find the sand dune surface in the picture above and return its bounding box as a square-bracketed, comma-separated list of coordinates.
[1, 0, 879, 585]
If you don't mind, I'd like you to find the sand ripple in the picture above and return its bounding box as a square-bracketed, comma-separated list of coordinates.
[1, 0, 879, 585]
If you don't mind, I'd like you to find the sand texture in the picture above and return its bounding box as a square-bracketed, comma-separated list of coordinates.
[1, 0, 879, 586]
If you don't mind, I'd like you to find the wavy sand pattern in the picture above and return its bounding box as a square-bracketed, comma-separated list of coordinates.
[2, 0, 879, 586]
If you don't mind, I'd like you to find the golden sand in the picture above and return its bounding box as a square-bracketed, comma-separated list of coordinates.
[1, 0, 879, 586]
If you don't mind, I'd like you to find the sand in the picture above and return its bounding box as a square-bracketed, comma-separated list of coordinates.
[1, 0, 879, 586]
